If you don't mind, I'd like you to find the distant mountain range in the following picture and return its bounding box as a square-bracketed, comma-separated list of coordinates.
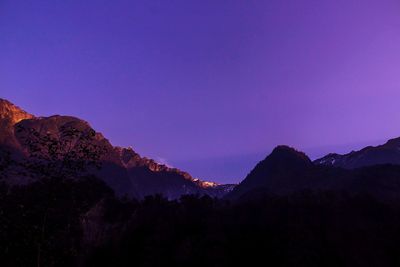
[0, 98, 235, 199]
[228, 144, 400, 201]
[3, 98, 400, 201]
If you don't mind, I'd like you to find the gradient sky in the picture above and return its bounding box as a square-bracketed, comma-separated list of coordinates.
[1, 0, 400, 183]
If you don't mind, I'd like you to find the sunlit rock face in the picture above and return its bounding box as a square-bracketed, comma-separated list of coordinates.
[0, 99, 35, 149]
[0, 98, 234, 199]
[0, 99, 34, 125]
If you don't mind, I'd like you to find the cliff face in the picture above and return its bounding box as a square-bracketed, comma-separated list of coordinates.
[0, 99, 35, 149]
[0, 99, 34, 125]
[0, 98, 233, 199]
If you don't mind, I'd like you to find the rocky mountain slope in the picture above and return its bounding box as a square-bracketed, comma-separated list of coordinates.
[0, 98, 234, 199]
[314, 138, 400, 169]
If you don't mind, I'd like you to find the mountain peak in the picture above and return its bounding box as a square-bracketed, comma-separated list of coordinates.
[226, 146, 313, 199]
[0, 98, 34, 125]
[269, 145, 312, 165]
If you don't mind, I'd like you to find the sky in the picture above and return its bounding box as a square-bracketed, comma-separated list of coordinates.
[1, 0, 400, 183]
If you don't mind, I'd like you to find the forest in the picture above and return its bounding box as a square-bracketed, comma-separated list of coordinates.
[1, 177, 400, 267]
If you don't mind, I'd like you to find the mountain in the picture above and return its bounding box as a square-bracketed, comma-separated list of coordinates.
[227, 146, 325, 199]
[314, 137, 400, 169]
[228, 145, 400, 201]
[0, 98, 234, 199]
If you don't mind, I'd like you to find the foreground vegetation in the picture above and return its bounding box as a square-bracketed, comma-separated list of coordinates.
[1, 177, 400, 267]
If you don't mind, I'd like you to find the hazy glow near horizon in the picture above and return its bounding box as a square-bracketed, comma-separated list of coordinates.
[1, 0, 400, 183]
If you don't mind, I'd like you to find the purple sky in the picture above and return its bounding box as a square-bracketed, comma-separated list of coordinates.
[1, 0, 400, 183]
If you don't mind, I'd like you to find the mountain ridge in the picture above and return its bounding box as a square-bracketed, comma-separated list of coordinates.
[228, 142, 400, 201]
[0, 98, 235, 199]
[314, 137, 400, 169]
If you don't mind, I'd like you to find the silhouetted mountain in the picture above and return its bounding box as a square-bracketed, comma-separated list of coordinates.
[227, 146, 311, 198]
[228, 146, 328, 199]
[0, 98, 232, 199]
[228, 145, 400, 201]
[315, 137, 400, 169]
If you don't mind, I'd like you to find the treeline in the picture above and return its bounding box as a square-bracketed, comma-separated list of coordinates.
[1, 177, 400, 267]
